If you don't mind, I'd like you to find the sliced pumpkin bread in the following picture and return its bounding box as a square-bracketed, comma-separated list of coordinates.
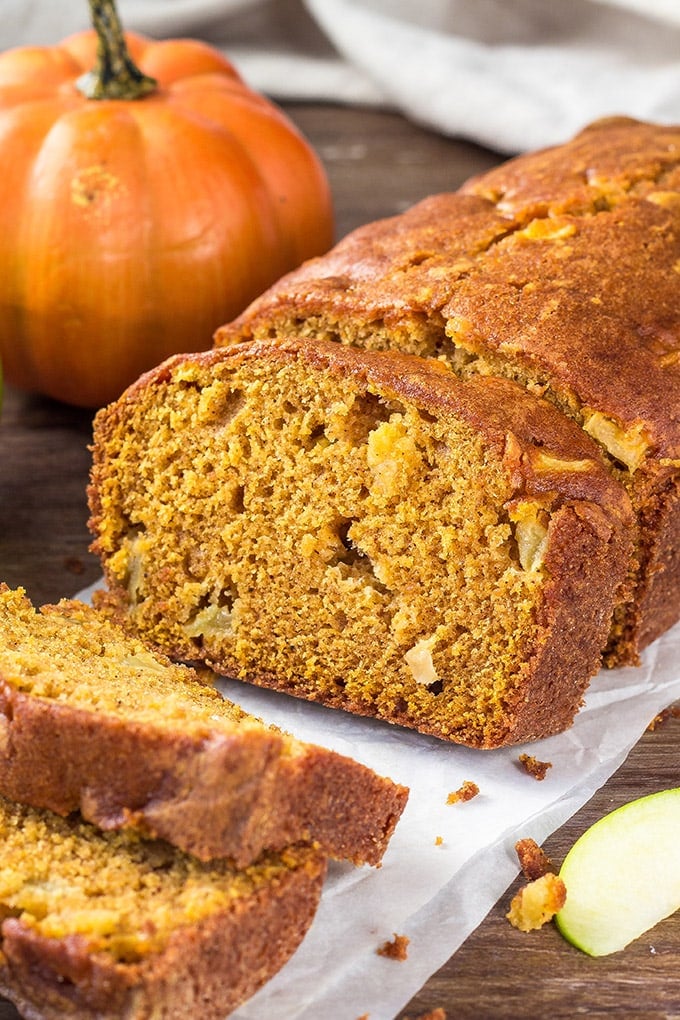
[0, 585, 407, 866]
[0, 795, 324, 1020]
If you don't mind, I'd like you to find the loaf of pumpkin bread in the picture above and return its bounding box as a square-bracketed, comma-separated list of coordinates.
[88, 337, 633, 748]
[0, 584, 407, 866]
[0, 795, 325, 1020]
[215, 117, 680, 666]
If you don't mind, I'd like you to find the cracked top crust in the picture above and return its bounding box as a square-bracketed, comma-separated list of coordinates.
[215, 117, 680, 462]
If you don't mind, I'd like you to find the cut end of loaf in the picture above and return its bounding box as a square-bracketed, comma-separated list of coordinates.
[89, 338, 631, 748]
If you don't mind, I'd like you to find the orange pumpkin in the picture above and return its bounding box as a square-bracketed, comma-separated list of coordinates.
[0, 1, 333, 407]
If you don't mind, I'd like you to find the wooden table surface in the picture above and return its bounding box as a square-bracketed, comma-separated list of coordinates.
[0, 103, 678, 1020]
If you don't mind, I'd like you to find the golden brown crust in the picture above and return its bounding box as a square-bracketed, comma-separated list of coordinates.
[0, 847, 325, 1020]
[214, 194, 516, 349]
[89, 337, 633, 748]
[631, 471, 680, 650]
[213, 118, 680, 664]
[461, 116, 680, 216]
[0, 586, 407, 867]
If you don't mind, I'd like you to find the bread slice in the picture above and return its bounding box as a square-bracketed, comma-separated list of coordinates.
[214, 117, 680, 666]
[0, 795, 325, 1020]
[88, 337, 632, 748]
[0, 585, 407, 867]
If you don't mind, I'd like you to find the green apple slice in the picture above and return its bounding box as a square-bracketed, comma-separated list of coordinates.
[556, 788, 680, 956]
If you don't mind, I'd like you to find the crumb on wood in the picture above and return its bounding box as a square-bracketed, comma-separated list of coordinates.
[377, 932, 410, 961]
[403, 1010, 447, 1020]
[63, 556, 86, 576]
[447, 780, 479, 804]
[506, 872, 567, 932]
[647, 706, 680, 731]
[518, 753, 552, 780]
[515, 837, 554, 880]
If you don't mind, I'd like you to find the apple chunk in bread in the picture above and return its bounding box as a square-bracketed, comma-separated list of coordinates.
[556, 788, 680, 956]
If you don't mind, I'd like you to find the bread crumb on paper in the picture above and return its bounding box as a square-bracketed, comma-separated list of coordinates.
[446, 780, 479, 804]
[518, 753, 552, 780]
[506, 872, 567, 932]
[434, 835, 444, 846]
[377, 932, 410, 961]
[515, 837, 555, 880]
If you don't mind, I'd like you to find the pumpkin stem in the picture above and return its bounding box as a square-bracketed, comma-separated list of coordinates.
[76, 0, 157, 100]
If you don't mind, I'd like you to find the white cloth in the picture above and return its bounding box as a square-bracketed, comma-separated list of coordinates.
[2, 0, 680, 152]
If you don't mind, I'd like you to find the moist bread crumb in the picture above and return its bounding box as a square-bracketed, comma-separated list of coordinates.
[89, 337, 633, 748]
[506, 872, 567, 932]
[447, 781, 480, 804]
[377, 932, 410, 961]
[515, 838, 555, 880]
[518, 754, 552, 781]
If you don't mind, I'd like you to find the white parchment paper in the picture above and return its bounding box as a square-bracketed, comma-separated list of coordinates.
[76, 582, 680, 1020]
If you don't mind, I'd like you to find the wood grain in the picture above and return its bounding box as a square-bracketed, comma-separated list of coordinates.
[0, 102, 678, 1020]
